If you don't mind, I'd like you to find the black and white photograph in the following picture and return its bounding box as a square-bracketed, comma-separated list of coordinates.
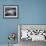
[3, 5, 19, 19]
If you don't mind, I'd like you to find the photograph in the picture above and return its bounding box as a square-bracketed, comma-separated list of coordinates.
[3, 5, 19, 19]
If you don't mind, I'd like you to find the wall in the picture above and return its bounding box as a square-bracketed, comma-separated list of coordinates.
[0, 0, 46, 44]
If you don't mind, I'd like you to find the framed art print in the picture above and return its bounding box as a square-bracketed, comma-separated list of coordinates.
[3, 5, 19, 19]
[18, 24, 46, 42]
